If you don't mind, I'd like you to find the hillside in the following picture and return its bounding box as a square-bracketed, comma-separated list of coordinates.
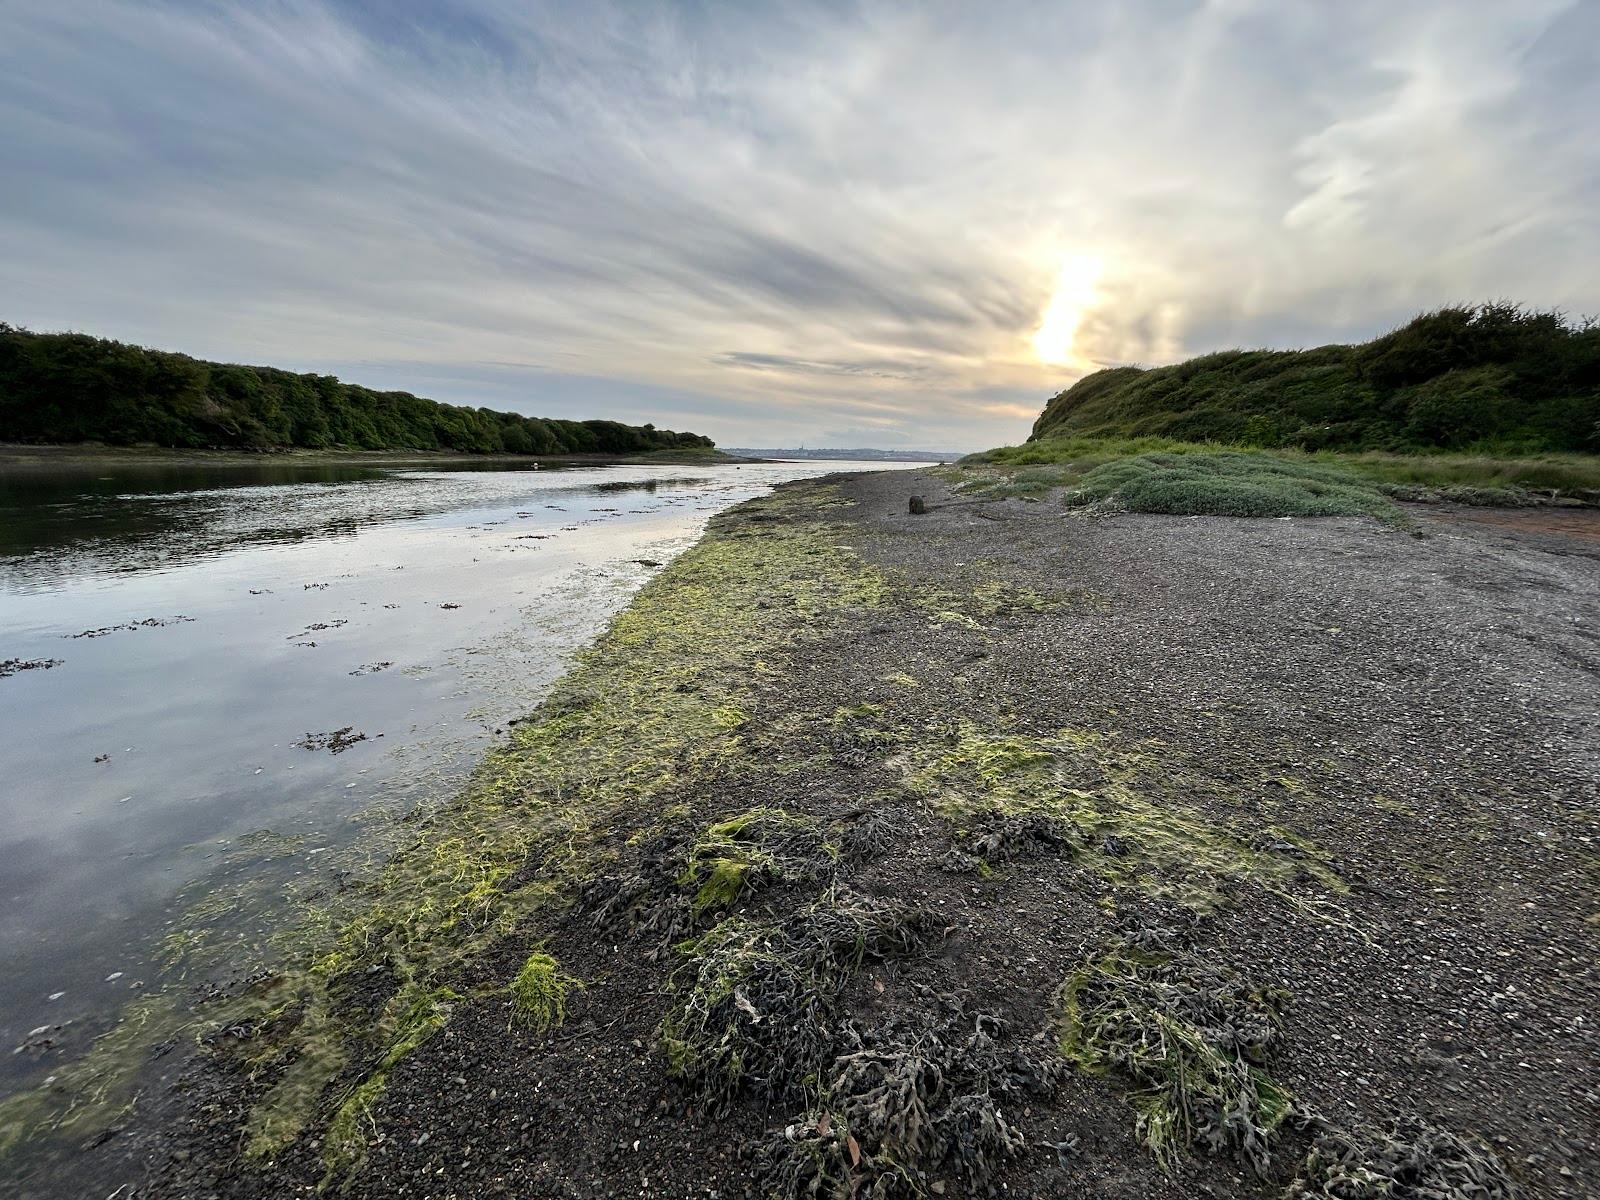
[1030, 304, 1600, 454]
[0, 325, 713, 456]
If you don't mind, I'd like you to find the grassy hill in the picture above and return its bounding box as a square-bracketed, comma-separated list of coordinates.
[1030, 304, 1600, 455]
[0, 324, 713, 456]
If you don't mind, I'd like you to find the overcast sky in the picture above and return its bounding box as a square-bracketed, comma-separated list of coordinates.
[3, 1, 1596, 450]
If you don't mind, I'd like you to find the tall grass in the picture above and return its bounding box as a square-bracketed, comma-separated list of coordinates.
[966, 437, 1600, 497]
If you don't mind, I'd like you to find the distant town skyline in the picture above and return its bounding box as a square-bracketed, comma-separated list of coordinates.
[4, 1, 1596, 451]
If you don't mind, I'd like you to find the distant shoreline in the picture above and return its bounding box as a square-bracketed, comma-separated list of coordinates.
[724, 447, 960, 462]
[0, 442, 755, 472]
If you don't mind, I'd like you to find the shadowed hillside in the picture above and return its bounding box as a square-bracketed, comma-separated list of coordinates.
[1031, 304, 1600, 454]
[0, 325, 714, 456]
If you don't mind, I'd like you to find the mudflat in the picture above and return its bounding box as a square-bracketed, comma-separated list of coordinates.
[16, 470, 1596, 1199]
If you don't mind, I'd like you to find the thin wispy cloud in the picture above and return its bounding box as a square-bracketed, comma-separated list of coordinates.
[2, 0, 1594, 449]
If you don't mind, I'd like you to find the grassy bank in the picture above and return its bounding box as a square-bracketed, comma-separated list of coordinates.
[1030, 304, 1599, 454]
[957, 436, 1600, 515]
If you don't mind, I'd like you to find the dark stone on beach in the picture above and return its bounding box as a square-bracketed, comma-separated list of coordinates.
[909, 496, 927, 514]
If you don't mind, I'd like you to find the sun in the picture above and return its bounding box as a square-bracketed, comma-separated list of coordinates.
[1031, 252, 1104, 366]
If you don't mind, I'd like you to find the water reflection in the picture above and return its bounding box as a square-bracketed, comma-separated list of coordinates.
[0, 458, 916, 1094]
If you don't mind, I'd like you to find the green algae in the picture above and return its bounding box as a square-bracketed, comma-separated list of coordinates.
[317, 984, 458, 1189]
[511, 951, 580, 1032]
[900, 722, 1344, 911]
[1057, 946, 1292, 1174]
[0, 993, 187, 1158]
[679, 808, 840, 918]
[0, 484, 893, 1187]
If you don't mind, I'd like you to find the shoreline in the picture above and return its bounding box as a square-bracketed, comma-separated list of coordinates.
[4, 471, 1595, 1199]
[0, 443, 757, 473]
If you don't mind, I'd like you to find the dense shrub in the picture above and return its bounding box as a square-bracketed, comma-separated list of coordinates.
[1063, 451, 1396, 518]
[1032, 304, 1600, 454]
[0, 325, 714, 455]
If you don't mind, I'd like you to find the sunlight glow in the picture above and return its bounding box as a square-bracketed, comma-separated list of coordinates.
[1031, 252, 1104, 366]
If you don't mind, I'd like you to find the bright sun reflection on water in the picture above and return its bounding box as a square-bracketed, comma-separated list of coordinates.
[1032, 252, 1104, 366]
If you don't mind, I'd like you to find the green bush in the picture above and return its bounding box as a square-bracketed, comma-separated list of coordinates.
[1063, 451, 1396, 518]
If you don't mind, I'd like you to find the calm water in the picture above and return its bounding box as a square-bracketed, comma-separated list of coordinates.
[0, 458, 916, 1089]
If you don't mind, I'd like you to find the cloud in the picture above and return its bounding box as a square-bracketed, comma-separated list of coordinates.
[1, 0, 1595, 451]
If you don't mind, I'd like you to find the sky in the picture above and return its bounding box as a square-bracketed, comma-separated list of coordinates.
[2, 1, 1596, 451]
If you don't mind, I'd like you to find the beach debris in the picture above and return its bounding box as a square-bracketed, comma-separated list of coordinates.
[348, 662, 394, 676]
[287, 621, 347, 639]
[304, 582, 329, 590]
[93, 753, 109, 763]
[297, 727, 368, 754]
[63, 616, 193, 639]
[1, 657, 63, 679]
[439, 603, 462, 610]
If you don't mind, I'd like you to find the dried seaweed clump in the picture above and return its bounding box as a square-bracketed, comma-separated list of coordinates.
[510, 950, 581, 1032]
[942, 813, 1079, 873]
[755, 992, 1061, 1199]
[584, 836, 696, 951]
[679, 807, 839, 917]
[660, 889, 922, 1108]
[1287, 1116, 1517, 1200]
[1057, 946, 1292, 1174]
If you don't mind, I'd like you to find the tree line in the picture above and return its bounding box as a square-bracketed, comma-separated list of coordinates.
[0, 325, 715, 455]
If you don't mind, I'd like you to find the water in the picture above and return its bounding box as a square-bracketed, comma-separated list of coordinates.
[0, 457, 917, 1089]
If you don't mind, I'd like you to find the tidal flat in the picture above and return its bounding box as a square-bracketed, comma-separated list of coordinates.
[3, 469, 1596, 1199]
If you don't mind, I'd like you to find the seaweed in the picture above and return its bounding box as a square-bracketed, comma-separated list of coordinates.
[1287, 1115, 1517, 1199]
[678, 807, 839, 918]
[754, 991, 1061, 1199]
[510, 950, 581, 1032]
[660, 888, 923, 1109]
[1057, 946, 1292, 1174]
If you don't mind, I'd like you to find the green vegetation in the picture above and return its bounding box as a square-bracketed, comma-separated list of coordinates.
[679, 808, 838, 918]
[1062, 451, 1397, 518]
[1287, 1116, 1516, 1199]
[1030, 304, 1600, 454]
[659, 890, 920, 1106]
[0, 324, 714, 454]
[510, 951, 581, 1032]
[959, 437, 1600, 510]
[902, 722, 1344, 913]
[0, 485, 890, 1183]
[1057, 946, 1292, 1174]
